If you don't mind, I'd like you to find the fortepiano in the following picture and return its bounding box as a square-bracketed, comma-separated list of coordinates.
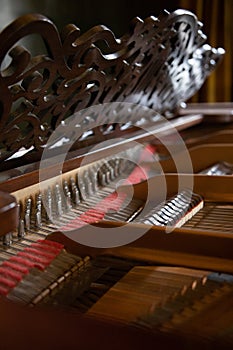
[0, 9, 233, 350]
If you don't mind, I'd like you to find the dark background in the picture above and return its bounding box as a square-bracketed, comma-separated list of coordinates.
[0, 0, 184, 34]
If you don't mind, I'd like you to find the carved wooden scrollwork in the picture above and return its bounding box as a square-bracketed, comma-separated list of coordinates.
[0, 10, 224, 163]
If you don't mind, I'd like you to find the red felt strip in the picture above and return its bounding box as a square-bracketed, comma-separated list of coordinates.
[18, 252, 50, 267]
[0, 276, 16, 288]
[95, 203, 111, 210]
[0, 267, 23, 282]
[2, 261, 29, 274]
[81, 212, 105, 221]
[31, 243, 61, 255]
[37, 240, 64, 249]
[23, 247, 55, 259]
[81, 216, 102, 224]
[0, 285, 9, 296]
[10, 256, 35, 268]
[11, 256, 45, 271]
[62, 223, 83, 229]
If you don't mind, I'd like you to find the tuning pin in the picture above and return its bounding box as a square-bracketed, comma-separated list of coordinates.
[24, 198, 32, 231]
[76, 174, 87, 201]
[101, 163, 110, 185]
[108, 160, 117, 180]
[35, 209, 42, 227]
[3, 232, 12, 246]
[83, 171, 93, 196]
[89, 166, 98, 193]
[36, 193, 43, 218]
[44, 187, 53, 221]
[24, 210, 30, 231]
[104, 162, 114, 182]
[97, 167, 105, 187]
[54, 184, 63, 216]
[70, 178, 80, 206]
[36, 193, 42, 206]
[26, 197, 33, 211]
[63, 180, 72, 211]
[18, 219, 25, 238]
[114, 158, 121, 177]
[105, 170, 111, 184]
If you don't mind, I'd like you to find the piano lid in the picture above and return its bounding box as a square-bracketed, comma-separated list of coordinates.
[0, 9, 224, 166]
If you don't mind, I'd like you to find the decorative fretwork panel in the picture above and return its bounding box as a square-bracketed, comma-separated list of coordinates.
[0, 10, 224, 162]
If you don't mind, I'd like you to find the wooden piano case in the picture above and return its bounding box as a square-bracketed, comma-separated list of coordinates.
[0, 9, 232, 350]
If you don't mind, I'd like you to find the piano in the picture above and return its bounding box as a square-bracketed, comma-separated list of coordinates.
[0, 9, 233, 350]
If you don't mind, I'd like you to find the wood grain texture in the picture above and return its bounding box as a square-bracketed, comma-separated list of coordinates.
[0, 10, 224, 164]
